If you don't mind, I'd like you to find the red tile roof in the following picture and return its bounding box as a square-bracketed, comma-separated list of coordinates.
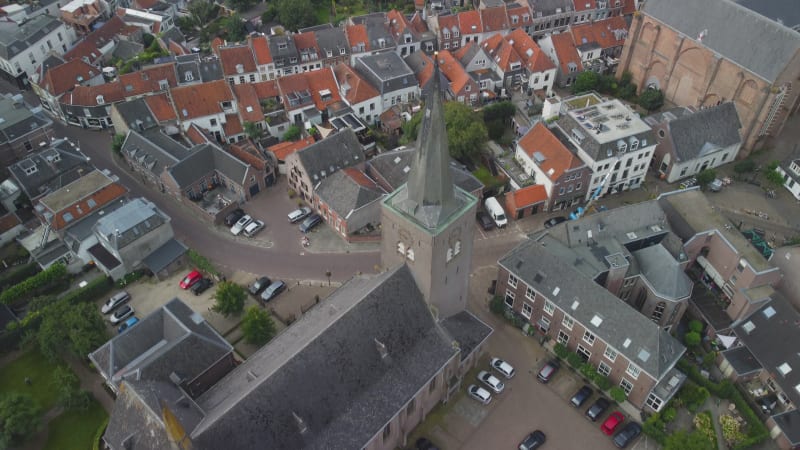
[621, 0, 637, 15]
[249, 35, 273, 65]
[211, 37, 224, 53]
[223, 114, 243, 136]
[386, 9, 411, 39]
[437, 14, 459, 38]
[518, 122, 582, 181]
[480, 6, 509, 33]
[549, 32, 583, 74]
[186, 123, 211, 144]
[454, 41, 475, 60]
[252, 80, 280, 99]
[458, 10, 482, 34]
[506, 4, 532, 27]
[410, 51, 435, 88]
[227, 142, 266, 170]
[232, 83, 264, 123]
[119, 63, 178, 98]
[305, 68, 342, 110]
[506, 28, 555, 73]
[267, 136, 315, 161]
[346, 24, 370, 51]
[507, 184, 547, 209]
[40, 59, 99, 96]
[409, 12, 429, 34]
[171, 80, 234, 120]
[292, 31, 319, 53]
[64, 16, 125, 63]
[570, 16, 629, 50]
[333, 63, 379, 105]
[144, 93, 176, 122]
[48, 181, 128, 230]
[436, 50, 476, 96]
[0, 213, 20, 234]
[574, 0, 597, 12]
[276, 71, 312, 110]
[62, 81, 125, 106]
[343, 167, 382, 190]
[218, 45, 257, 77]
[483, 33, 519, 72]
[168, 40, 188, 56]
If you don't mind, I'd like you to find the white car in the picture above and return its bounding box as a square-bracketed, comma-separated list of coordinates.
[467, 384, 492, 405]
[101, 291, 130, 314]
[477, 370, 505, 393]
[243, 220, 265, 237]
[490, 357, 516, 379]
[230, 215, 253, 235]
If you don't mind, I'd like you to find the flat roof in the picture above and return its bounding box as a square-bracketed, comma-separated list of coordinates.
[566, 98, 651, 144]
[38, 170, 113, 212]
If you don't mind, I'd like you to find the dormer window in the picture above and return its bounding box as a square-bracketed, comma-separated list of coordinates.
[523, 13, 530, 21]
[443, 30, 450, 39]
[378, 38, 386, 48]
[630, 137, 639, 151]
[278, 42, 287, 50]
[96, 95, 105, 105]
[289, 57, 297, 63]
[339, 48, 346, 55]
[326, 49, 333, 57]
[159, 79, 168, 90]
[24, 164, 37, 175]
[512, 15, 519, 24]
[404, 33, 411, 43]
[453, 28, 460, 38]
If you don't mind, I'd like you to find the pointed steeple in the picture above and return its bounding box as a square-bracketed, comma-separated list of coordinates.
[392, 52, 459, 229]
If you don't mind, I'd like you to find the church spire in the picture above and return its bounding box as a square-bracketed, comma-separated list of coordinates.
[396, 52, 459, 229]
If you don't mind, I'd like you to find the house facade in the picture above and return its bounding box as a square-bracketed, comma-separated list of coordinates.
[0, 93, 54, 166]
[286, 128, 365, 202]
[354, 52, 419, 113]
[776, 145, 800, 201]
[0, 14, 73, 88]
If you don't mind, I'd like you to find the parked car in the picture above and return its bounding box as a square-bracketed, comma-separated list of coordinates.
[249, 276, 271, 296]
[601, 411, 625, 435]
[101, 291, 130, 314]
[585, 397, 610, 421]
[476, 211, 495, 231]
[612, 422, 642, 448]
[570, 385, 593, 408]
[544, 216, 567, 228]
[230, 214, 253, 235]
[118, 316, 139, 333]
[518, 430, 546, 450]
[110, 305, 134, 325]
[299, 213, 322, 233]
[415, 437, 440, 450]
[537, 359, 560, 383]
[288, 206, 312, 223]
[260, 280, 286, 302]
[191, 278, 213, 295]
[224, 208, 245, 227]
[484, 197, 507, 228]
[243, 220, 265, 237]
[179, 270, 202, 289]
[490, 358, 515, 379]
[467, 384, 492, 405]
[477, 370, 505, 393]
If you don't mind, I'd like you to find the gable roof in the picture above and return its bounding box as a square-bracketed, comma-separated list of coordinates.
[345, 24, 370, 51]
[168, 143, 251, 188]
[267, 136, 315, 161]
[404, 51, 436, 89]
[121, 129, 193, 176]
[226, 141, 268, 171]
[643, 0, 800, 82]
[231, 83, 264, 123]
[61, 81, 125, 106]
[39, 59, 99, 96]
[249, 35, 273, 65]
[506, 28, 556, 73]
[171, 80, 234, 120]
[144, 93, 177, 122]
[518, 122, 583, 181]
[304, 67, 342, 110]
[509, 184, 547, 208]
[112, 97, 159, 131]
[333, 63, 379, 105]
[549, 32, 583, 74]
[8, 139, 93, 199]
[38, 169, 128, 230]
[118, 63, 178, 98]
[315, 167, 386, 217]
[482, 33, 520, 72]
[661, 102, 742, 162]
[459, 10, 483, 34]
[252, 80, 280, 100]
[63, 15, 126, 63]
[436, 14, 459, 37]
[480, 6, 510, 33]
[436, 50, 476, 94]
[367, 147, 484, 194]
[293, 128, 364, 183]
[217, 45, 257, 76]
[570, 16, 629, 50]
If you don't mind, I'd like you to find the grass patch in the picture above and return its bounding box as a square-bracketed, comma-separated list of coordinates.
[43, 399, 108, 450]
[314, 6, 330, 24]
[472, 165, 506, 189]
[0, 350, 63, 412]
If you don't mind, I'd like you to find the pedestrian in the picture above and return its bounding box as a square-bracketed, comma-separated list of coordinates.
[24, 377, 31, 385]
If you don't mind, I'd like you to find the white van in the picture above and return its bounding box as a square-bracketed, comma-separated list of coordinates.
[484, 197, 507, 228]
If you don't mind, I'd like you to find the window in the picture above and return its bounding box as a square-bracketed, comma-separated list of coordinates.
[646, 393, 664, 411]
[576, 182, 582, 190]
[626, 363, 641, 380]
[57, 32, 63, 41]
[598, 361, 611, 376]
[562, 315, 574, 330]
[604, 346, 617, 362]
[577, 344, 591, 360]
[526, 286, 535, 301]
[505, 290, 515, 307]
[559, 187, 565, 195]
[620, 378, 633, 395]
[539, 316, 551, 330]
[557, 330, 570, 345]
[652, 302, 666, 322]
[210, 118, 217, 126]
[543, 300, 555, 315]
[583, 330, 596, 345]
[522, 302, 533, 319]
[508, 273, 518, 288]
[406, 248, 414, 261]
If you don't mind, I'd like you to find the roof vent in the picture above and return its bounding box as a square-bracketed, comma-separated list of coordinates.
[778, 363, 792, 377]
[552, 286, 560, 296]
[590, 315, 602, 327]
[622, 338, 631, 348]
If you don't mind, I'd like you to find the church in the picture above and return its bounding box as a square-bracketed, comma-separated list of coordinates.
[96, 55, 493, 450]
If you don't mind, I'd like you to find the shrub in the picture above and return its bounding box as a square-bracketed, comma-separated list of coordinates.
[553, 342, 569, 359]
[694, 412, 716, 447]
[689, 320, 703, 333]
[638, 88, 665, 111]
[679, 382, 710, 412]
[684, 331, 701, 348]
[643, 413, 667, 444]
[92, 417, 110, 450]
[662, 407, 677, 423]
[61, 276, 113, 306]
[566, 352, 583, 368]
[733, 159, 756, 174]
[0, 263, 68, 304]
[116, 270, 145, 288]
[595, 375, 611, 391]
[187, 249, 220, 277]
[0, 262, 40, 290]
[579, 362, 595, 379]
[489, 296, 505, 315]
[609, 386, 627, 403]
[720, 414, 746, 447]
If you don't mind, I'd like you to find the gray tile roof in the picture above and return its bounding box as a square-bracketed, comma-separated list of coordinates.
[732, 0, 800, 30]
[113, 40, 144, 61]
[529, 0, 574, 16]
[0, 15, 64, 60]
[631, 244, 693, 301]
[294, 128, 365, 184]
[113, 98, 159, 131]
[121, 129, 192, 177]
[314, 26, 349, 58]
[367, 147, 483, 194]
[198, 58, 223, 82]
[440, 311, 493, 361]
[500, 238, 685, 379]
[720, 345, 762, 375]
[355, 52, 417, 94]
[643, 0, 800, 82]
[168, 143, 251, 188]
[314, 169, 385, 217]
[142, 238, 187, 273]
[351, 13, 395, 50]
[8, 139, 93, 199]
[93, 198, 168, 250]
[192, 265, 458, 449]
[0, 94, 52, 145]
[268, 34, 299, 68]
[656, 102, 742, 163]
[772, 410, 800, 446]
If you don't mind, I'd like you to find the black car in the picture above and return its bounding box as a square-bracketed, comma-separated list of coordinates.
[476, 211, 495, 231]
[249, 276, 271, 296]
[224, 208, 245, 227]
[191, 278, 213, 295]
[519, 430, 546, 450]
[570, 385, 593, 408]
[299, 213, 322, 233]
[613, 422, 642, 448]
[585, 397, 610, 421]
[544, 216, 567, 228]
[415, 437, 440, 450]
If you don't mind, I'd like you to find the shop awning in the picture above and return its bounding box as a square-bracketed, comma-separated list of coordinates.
[697, 255, 726, 287]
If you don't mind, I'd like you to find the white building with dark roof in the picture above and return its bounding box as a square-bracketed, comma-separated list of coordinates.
[0, 14, 73, 88]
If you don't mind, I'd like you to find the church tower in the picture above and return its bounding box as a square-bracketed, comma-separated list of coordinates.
[380, 53, 479, 319]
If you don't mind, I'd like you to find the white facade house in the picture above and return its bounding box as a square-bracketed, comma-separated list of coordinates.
[0, 15, 73, 87]
[777, 152, 800, 201]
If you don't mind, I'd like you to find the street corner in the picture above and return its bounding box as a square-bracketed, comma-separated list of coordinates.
[297, 223, 381, 255]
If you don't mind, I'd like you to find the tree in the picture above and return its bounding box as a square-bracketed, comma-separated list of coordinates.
[188, 0, 219, 29]
[38, 302, 108, 362]
[689, 319, 704, 333]
[52, 366, 90, 411]
[0, 392, 41, 448]
[684, 331, 701, 348]
[283, 124, 302, 141]
[483, 101, 516, 122]
[638, 88, 665, 111]
[241, 306, 277, 345]
[226, 0, 254, 11]
[219, 13, 247, 42]
[261, 5, 277, 23]
[142, 33, 156, 49]
[679, 382, 710, 412]
[764, 160, 786, 188]
[664, 430, 715, 450]
[112, 133, 126, 154]
[696, 169, 717, 188]
[572, 71, 600, 94]
[276, 0, 318, 31]
[609, 386, 627, 403]
[244, 122, 264, 141]
[400, 102, 488, 162]
[212, 281, 246, 317]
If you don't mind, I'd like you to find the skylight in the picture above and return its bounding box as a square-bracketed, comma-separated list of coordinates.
[622, 338, 631, 348]
[742, 321, 755, 334]
[778, 363, 792, 376]
[763, 306, 776, 319]
[590, 315, 602, 327]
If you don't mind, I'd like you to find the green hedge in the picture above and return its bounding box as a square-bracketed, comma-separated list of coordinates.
[62, 276, 113, 306]
[92, 417, 109, 450]
[0, 263, 68, 304]
[0, 262, 40, 290]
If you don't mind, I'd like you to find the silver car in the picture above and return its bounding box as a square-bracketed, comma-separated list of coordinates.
[467, 384, 492, 405]
[230, 215, 253, 235]
[477, 370, 505, 393]
[101, 291, 130, 314]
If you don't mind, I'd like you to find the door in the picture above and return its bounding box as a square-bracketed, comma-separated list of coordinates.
[264, 173, 275, 186]
[516, 209, 524, 220]
[249, 183, 260, 197]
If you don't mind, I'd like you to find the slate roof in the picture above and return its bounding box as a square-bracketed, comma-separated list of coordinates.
[500, 238, 685, 379]
[315, 168, 385, 218]
[93, 197, 168, 250]
[354, 52, 417, 94]
[643, 0, 800, 82]
[192, 265, 458, 449]
[0, 94, 52, 145]
[440, 311, 493, 361]
[142, 238, 187, 273]
[121, 129, 192, 176]
[732, 0, 800, 30]
[37, 169, 127, 230]
[0, 14, 63, 61]
[8, 139, 92, 199]
[630, 244, 693, 301]
[168, 143, 251, 188]
[198, 58, 223, 82]
[367, 147, 483, 194]
[293, 128, 364, 184]
[655, 102, 742, 162]
[529, 0, 573, 15]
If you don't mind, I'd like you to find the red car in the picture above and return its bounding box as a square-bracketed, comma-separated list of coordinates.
[180, 270, 202, 289]
[601, 411, 625, 435]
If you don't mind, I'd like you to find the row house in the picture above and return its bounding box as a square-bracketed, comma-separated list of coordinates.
[569, 16, 628, 74]
[529, 0, 574, 38]
[406, 51, 479, 105]
[514, 122, 590, 211]
[276, 67, 342, 126]
[7, 138, 93, 202]
[345, 24, 371, 65]
[553, 94, 656, 197]
[60, 0, 107, 34]
[60, 81, 125, 128]
[386, 9, 427, 57]
[62, 16, 142, 66]
[0, 14, 74, 89]
[454, 42, 502, 94]
[0, 93, 54, 166]
[293, 31, 323, 73]
[538, 31, 583, 87]
[333, 63, 381, 125]
[286, 128, 365, 202]
[118, 62, 178, 100]
[109, 95, 162, 134]
[481, 34, 525, 90]
[428, 5, 529, 51]
[217, 44, 259, 85]
[249, 35, 276, 81]
[505, 29, 556, 95]
[115, 7, 173, 34]
[354, 52, 419, 113]
[174, 53, 224, 85]
[232, 83, 266, 133]
[348, 13, 397, 57]
[314, 168, 385, 242]
[170, 79, 237, 141]
[777, 145, 800, 201]
[32, 58, 104, 122]
[307, 24, 350, 67]
[497, 237, 686, 411]
[269, 33, 302, 78]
